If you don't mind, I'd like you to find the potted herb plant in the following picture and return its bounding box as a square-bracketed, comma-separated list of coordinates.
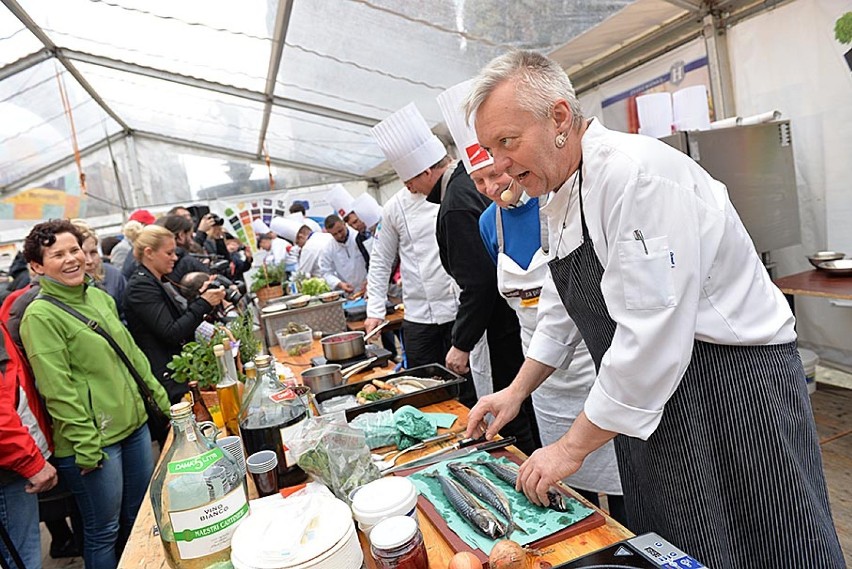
[251, 262, 286, 303]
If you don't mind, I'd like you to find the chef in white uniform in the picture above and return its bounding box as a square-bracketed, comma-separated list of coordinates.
[438, 80, 622, 516]
[319, 215, 367, 294]
[252, 219, 290, 268]
[464, 51, 843, 567]
[271, 215, 331, 278]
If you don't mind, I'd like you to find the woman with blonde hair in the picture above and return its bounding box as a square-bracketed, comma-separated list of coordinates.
[123, 225, 224, 407]
[109, 219, 142, 270]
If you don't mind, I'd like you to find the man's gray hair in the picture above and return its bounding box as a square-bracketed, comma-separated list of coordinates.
[464, 50, 584, 131]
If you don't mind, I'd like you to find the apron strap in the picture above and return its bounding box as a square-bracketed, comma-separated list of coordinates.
[496, 205, 505, 254]
[577, 161, 589, 240]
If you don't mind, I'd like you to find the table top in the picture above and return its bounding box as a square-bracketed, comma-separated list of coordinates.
[773, 269, 852, 300]
[117, 342, 632, 568]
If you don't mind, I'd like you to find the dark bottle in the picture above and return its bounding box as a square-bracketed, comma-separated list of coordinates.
[238, 354, 308, 488]
[187, 381, 213, 424]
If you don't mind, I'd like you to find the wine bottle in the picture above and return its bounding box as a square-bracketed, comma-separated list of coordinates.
[214, 343, 240, 436]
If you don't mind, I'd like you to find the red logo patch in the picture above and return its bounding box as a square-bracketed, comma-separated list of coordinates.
[466, 144, 490, 166]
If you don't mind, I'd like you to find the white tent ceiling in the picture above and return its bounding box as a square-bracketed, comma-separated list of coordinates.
[0, 0, 773, 212]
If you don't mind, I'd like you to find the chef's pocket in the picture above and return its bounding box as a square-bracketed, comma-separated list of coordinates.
[617, 236, 676, 310]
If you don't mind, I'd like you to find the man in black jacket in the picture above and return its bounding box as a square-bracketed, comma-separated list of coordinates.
[372, 102, 540, 456]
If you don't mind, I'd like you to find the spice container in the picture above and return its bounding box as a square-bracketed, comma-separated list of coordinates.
[351, 477, 418, 537]
[369, 515, 428, 569]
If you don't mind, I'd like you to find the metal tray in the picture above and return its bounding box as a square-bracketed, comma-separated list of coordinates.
[313, 364, 465, 421]
[817, 259, 852, 276]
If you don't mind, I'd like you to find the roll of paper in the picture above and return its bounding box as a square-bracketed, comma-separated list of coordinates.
[710, 117, 741, 129]
[636, 93, 673, 138]
[739, 110, 781, 126]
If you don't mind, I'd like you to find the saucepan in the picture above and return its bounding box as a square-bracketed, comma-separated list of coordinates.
[301, 357, 378, 394]
[320, 321, 389, 361]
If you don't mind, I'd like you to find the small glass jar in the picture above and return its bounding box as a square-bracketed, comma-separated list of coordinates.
[369, 516, 428, 569]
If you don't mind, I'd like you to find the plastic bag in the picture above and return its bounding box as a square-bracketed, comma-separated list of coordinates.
[349, 409, 397, 449]
[290, 415, 381, 503]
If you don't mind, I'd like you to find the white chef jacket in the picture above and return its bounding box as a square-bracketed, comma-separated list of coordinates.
[297, 232, 333, 278]
[319, 227, 368, 290]
[527, 119, 796, 440]
[366, 188, 459, 325]
[253, 237, 291, 268]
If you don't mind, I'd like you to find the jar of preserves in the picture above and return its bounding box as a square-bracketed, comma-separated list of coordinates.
[369, 515, 428, 569]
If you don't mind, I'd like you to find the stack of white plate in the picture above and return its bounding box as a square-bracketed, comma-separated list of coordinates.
[231, 494, 363, 569]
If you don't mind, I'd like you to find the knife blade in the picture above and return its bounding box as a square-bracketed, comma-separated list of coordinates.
[385, 436, 517, 474]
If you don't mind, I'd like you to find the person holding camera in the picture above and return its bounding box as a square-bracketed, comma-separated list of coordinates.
[123, 225, 225, 407]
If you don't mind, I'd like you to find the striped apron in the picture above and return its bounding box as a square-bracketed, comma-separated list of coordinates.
[548, 170, 844, 567]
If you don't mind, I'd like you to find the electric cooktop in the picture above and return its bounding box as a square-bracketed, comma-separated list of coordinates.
[555, 533, 706, 568]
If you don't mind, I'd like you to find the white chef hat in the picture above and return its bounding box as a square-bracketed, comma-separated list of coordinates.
[288, 212, 321, 234]
[251, 219, 271, 235]
[326, 184, 355, 218]
[269, 216, 301, 243]
[437, 79, 494, 174]
[371, 102, 446, 181]
[351, 193, 382, 228]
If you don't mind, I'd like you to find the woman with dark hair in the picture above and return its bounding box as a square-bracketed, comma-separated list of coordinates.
[123, 225, 224, 406]
[19, 219, 170, 569]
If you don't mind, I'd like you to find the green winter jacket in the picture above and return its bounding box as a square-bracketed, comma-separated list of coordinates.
[20, 276, 170, 469]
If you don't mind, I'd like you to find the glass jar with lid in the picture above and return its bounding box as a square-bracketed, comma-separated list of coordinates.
[369, 515, 428, 569]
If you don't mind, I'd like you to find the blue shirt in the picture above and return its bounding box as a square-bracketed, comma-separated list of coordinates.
[478, 197, 542, 270]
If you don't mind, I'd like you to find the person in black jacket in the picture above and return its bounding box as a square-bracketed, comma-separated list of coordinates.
[123, 225, 225, 404]
[154, 215, 210, 284]
[421, 156, 541, 456]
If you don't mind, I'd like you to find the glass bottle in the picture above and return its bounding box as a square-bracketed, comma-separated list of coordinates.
[186, 381, 213, 423]
[238, 354, 308, 488]
[214, 343, 241, 436]
[242, 361, 256, 396]
[150, 402, 248, 569]
[369, 515, 429, 569]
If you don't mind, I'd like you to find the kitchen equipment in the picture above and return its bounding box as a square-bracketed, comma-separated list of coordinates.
[260, 299, 346, 348]
[321, 331, 367, 361]
[287, 295, 313, 309]
[320, 291, 345, 303]
[384, 437, 515, 474]
[808, 251, 845, 268]
[314, 364, 466, 422]
[555, 532, 706, 568]
[817, 259, 852, 276]
[372, 432, 457, 471]
[363, 319, 391, 342]
[310, 344, 392, 372]
[301, 358, 377, 394]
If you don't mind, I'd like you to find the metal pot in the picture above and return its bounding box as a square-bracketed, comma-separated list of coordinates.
[320, 331, 366, 361]
[301, 358, 377, 394]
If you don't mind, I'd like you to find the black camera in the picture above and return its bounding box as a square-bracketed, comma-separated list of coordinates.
[210, 213, 225, 226]
[211, 275, 245, 305]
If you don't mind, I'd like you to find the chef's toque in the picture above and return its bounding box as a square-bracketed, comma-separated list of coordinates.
[371, 103, 446, 181]
[437, 79, 494, 174]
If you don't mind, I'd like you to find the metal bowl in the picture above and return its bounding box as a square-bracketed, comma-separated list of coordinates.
[817, 259, 852, 276]
[808, 251, 845, 268]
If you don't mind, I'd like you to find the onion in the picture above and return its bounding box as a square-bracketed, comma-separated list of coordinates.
[488, 539, 528, 569]
[448, 551, 483, 569]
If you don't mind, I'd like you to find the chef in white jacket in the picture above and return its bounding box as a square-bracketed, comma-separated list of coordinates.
[363, 186, 460, 368]
[271, 215, 331, 278]
[464, 51, 843, 568]
[438, 79, 623, 519]
[319, 215, 367, 294]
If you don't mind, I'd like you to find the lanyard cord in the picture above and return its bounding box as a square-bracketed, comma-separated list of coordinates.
[554, 161, 583, 259]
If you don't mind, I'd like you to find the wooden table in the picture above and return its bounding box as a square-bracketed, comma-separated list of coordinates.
[118, 342, 632, 568]
[773, 269, 852, 314]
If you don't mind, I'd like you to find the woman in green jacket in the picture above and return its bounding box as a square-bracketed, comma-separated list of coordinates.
[20, 219, 170, 569]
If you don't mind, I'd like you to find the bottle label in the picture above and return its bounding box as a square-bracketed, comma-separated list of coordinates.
[270, 388, 297, 403]
[168, 487, 249, 559]
[168, 448, 225, 474]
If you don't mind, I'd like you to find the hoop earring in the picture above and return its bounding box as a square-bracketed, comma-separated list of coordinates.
[555, 132, 567, 148]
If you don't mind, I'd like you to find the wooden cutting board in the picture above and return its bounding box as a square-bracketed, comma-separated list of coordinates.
[394, 449, 606, 566]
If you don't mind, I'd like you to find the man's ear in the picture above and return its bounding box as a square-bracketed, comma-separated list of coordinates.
[552, 99, 573, 132]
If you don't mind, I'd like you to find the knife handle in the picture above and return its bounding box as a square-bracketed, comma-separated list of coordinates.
[472, 436, 517, 453]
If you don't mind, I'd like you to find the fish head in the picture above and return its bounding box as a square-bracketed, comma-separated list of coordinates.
[471, 509, 507, 539]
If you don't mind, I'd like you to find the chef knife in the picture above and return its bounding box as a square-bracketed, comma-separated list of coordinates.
[384, 436, 517, 474]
